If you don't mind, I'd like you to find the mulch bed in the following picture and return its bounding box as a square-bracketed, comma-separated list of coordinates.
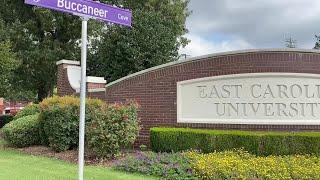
[1, 137, 137, 167]
[16, 146, 119, 167]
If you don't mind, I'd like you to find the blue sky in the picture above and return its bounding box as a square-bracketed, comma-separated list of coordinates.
[179, 0, 320, 57]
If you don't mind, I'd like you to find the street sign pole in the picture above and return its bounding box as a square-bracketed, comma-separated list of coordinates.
[79, 16, 89, 180]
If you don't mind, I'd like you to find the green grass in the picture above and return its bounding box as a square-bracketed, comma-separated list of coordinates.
[0, 139, 157, 180]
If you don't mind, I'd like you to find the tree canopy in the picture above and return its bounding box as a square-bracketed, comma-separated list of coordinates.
[88, 0, 190, 82]
[314, 35, 320, 49]
[0, 41, 18, 98]
[0, 0, 190, 101]
[0, 0, 83, 101]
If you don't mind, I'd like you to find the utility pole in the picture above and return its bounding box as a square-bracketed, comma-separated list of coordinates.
[180, 53, 190, 60]
[284, 35, 297, 48]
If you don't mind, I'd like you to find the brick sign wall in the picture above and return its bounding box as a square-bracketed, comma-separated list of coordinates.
[57, 49, 320, 146]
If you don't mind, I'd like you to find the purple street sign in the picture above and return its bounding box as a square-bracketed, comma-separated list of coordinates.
[25, 0, 132, 27]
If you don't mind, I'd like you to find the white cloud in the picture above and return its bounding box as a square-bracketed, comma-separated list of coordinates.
[179, 34, 253, 57]
[185, 0, 320, 50]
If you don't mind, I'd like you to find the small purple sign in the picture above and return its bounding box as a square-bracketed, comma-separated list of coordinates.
[25, 0, 132, 27]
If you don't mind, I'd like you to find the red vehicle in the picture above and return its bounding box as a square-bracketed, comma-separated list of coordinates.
[1, 100, 29, 116]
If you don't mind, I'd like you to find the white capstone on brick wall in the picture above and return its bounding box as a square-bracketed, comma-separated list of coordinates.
[59, 60, 106, 93]
[177, 73, 320, 125]
[87, 76, 107, 83]
[56, 59, 80, 66]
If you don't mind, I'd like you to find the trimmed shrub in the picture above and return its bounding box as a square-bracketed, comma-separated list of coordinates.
[1, 114, 40, 147]
[0, 115, 13, 128]
[87, 102, 140, 158]
[13, 103, 39, 120]
[114, 151, 196, 180]
[39, 96, 105, 152]
[150, 128, 320, 156]
[186, 150, 320, 180]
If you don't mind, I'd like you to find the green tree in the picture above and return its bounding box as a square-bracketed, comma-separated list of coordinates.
[88, 0, 190, 82]
[0, 42, 18, 98]
[0, 18, 36, 101]
[0, 0, 190, 101]
[0, 19, 18, 98]
[0, 0, 84, 102]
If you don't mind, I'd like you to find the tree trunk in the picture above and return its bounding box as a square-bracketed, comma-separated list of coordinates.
[37, 87, 49, 103]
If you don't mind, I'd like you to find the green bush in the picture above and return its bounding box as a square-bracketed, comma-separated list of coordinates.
[150, 128, 320, 156]
[39, 96, 105, 152]
[0, 115, 14, 128]
[87, 102, 140, 158]
[14, 103, 39, 120]
[187, 150, 320, 180]
[1, 114, 40, 147]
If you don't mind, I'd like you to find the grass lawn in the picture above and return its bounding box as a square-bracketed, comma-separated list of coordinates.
[0, 139, 157, 180]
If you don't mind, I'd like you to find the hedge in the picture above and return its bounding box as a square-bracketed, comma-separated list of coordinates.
[150, 128, 320, 156]
[87, 102, 140, 158]
[13, 103, 39, 120]
[39, 96, 105, 152]
[1, 114, 40, 147]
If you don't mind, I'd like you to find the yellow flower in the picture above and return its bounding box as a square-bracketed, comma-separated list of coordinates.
[186, 149, 320, 180]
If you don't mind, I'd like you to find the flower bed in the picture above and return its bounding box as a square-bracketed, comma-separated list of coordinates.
[113, 150, 320, 180]
[114, 151, 197, 180]
[186, 150, 320, 180]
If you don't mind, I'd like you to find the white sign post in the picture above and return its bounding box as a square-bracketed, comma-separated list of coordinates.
[78, 17, 88, 180]
[24, 1, 132, 180]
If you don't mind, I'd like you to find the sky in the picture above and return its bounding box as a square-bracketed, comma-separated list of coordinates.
[179, 0, 320, 57]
